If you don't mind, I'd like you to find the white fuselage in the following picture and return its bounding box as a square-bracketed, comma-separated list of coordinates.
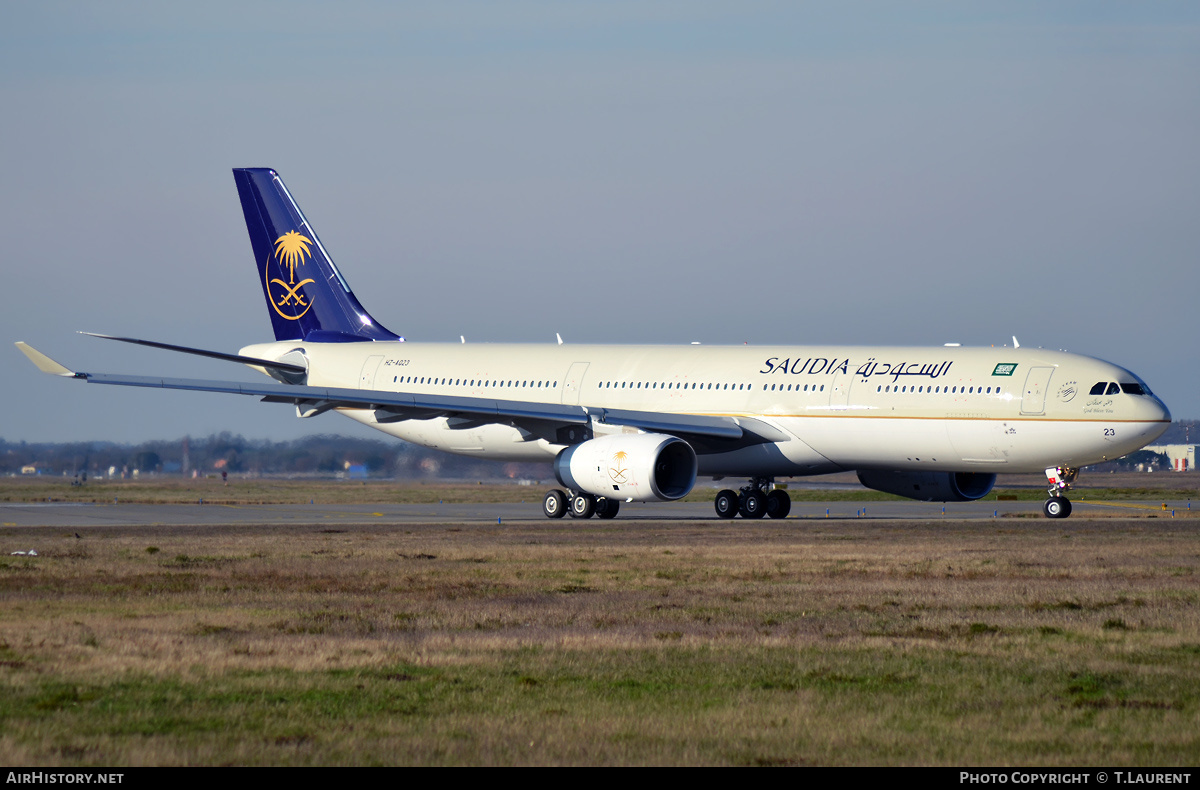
[241, 340, 1171, 478]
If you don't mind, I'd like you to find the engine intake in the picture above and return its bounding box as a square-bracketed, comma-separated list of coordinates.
[856, 470, 996, 502]
[554, 433, 697, 502]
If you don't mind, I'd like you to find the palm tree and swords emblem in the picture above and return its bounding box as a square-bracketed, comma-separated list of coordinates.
[609, 450, 629, 484]
[268, 230, 316, 320]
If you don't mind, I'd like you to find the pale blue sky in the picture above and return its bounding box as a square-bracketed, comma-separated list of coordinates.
[3, 2, 1197, 443]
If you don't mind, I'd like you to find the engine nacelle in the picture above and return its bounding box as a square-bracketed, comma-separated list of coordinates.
[856, 470, 996, 502]
[554, 433, 697, 502]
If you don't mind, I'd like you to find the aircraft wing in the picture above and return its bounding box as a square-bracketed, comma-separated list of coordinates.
[16, 342, 766, 447]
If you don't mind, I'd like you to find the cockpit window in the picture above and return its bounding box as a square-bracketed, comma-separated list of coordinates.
[1120, 382, 1146, 396]
[1089, 382, 1107, 395]
[1105, 382, 1120, 395]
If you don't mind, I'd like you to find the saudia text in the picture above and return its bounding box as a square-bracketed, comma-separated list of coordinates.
[760, 357, 953, 384]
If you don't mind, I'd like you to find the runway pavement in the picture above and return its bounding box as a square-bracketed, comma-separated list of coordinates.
[0, 496, 1193, 529]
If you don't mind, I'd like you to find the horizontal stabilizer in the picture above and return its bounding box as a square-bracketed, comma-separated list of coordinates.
[80, 332, 307, 375]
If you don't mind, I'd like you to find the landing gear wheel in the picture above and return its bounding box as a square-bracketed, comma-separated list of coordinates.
[714, 489, 739, 519]
[765, 489, 792, 519]
[569, 493, 596, 519]
[543, 489, 567, 519]
[1043, 497, 1072, 519]
[739, 490, 766, 519]
[595, 497, 620, 519]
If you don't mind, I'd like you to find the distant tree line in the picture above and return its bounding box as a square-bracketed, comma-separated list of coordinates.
[4, 420, 1193, 480]
[1157, 419, 1196, 445]
[0, 432, 553, 481]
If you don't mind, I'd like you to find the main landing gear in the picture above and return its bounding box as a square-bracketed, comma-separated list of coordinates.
[714, 478, 791, 520]
[1043, 466, 1078, 519]
[542, 489, 620, 520]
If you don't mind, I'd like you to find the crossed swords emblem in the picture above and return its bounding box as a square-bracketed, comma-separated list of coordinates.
[267, 230, 316, 320]
[271, 277, 315, 308]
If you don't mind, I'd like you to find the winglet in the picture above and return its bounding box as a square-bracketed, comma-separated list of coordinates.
[15, 342, 79, 377]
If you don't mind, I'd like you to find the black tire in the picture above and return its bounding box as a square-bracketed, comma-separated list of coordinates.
[569, 493, 595, 519]
[714, 489, 738, 519]
[766, 489, 791, 519]
[595, 497, 620, 519]
[543, 489, 567, 519]
[1043, 497, 1071, 519]
[739, 490, 766, 519]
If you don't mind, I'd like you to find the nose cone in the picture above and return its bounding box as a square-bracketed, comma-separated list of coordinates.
[1134, 393, 1171, 446]
[1155, 396, 1172, 425]
[1150, 394, 1171, 436]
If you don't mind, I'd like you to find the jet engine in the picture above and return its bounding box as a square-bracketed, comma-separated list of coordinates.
[554, 433, 697, 502]
[856, 470, 996, 502]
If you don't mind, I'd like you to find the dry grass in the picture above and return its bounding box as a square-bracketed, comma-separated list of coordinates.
[1, 517, 1198, 765]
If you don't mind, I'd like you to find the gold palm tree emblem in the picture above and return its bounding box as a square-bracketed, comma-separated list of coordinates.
[268, 231, 316, 320]
[274, 231, 313, 284]
[609, 450, 629, 484]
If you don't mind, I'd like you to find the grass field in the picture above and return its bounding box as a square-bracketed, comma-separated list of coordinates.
[2, 509, 1199, 765]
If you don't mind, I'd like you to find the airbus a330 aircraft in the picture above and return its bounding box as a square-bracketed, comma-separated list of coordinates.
[17, 168, 1171, 520]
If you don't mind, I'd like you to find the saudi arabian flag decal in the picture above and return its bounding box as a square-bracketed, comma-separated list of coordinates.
[992, 363, 1017, 376]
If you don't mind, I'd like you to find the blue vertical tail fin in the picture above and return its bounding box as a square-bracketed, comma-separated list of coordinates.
[233, 168, 399, 343]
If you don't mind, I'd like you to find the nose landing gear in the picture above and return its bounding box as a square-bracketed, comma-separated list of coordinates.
[1043, 466, 1078, 519]
[714, 478, 791, 520]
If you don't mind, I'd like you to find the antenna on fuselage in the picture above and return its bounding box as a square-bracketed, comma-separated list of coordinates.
[461, 336, 465, 344]
[1013, 336, 1020, 349]
[556, 333, 563, 345]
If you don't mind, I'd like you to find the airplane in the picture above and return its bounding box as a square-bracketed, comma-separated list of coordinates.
[16, 168, 1171, 520]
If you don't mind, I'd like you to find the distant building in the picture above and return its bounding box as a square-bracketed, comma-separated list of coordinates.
[1144, 444, 1196, 472]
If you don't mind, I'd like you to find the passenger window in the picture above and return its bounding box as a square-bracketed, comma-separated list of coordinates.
[1106, 382, 1120, 395]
